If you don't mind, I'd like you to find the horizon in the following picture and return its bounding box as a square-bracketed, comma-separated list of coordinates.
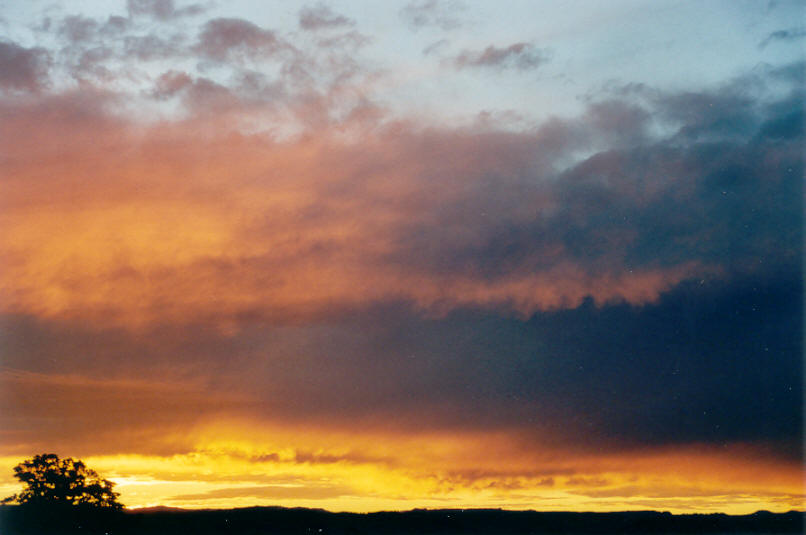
[119, 504, 804, 514]
[5, 500, 804, 515]
[0, 0, 803, 515]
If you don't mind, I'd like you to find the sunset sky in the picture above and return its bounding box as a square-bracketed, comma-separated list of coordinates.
[0, 0, 803, 514]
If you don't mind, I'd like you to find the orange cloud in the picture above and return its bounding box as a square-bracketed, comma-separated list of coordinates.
[0, 95, 707, 331]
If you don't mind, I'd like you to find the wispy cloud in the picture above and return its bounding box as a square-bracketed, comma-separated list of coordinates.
[454, 43, 548, 71]
[759, 27, 806, 48]
[400, 0, 466, 31]
[127, 0, 206, 21]
[299, 4, 354, 31]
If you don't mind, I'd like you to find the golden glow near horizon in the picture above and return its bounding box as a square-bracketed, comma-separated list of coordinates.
[0, 423, 802, 513]
[1, 1, 803, 518]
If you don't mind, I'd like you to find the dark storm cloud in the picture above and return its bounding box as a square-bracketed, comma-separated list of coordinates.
[2, 265, 800, 459]
[299, 4, 354, 31]
[223, 272, 800, 458]
[534, 273, 801, 453]
[759, 27, 806, 48]
[454, 43, 548, 71]
[159, 65, 801, 457]
[655, 90, 760, 141]
[0, 40, 50, 92]
[386, 67, 802, 297]
[400, 0, 466, 31]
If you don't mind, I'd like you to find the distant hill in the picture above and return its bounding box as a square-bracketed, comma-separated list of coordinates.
[1, 504, 803, 534]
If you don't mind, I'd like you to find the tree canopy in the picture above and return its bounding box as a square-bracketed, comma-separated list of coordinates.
[2, 453, 122, 510]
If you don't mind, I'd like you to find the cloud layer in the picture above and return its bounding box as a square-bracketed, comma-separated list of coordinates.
[1, 64, 801, 328]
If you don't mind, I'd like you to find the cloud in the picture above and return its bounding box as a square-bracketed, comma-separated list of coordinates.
[0, 24, 801, 478]
[0, 64, 801, 330]
[124, 33, 186, 61]
[194, 18, 290, 62]
[58, 15, 99, 43]
[1, 266, 799, 458]
[759, 27, 806, 48]
[0, 368, 249, 456]
[0, 40, 50, 92]
[170, 483, 356, 501]
[127, 0, 205, 21]
[423, 39, 449, 56]
[151, 69, 194, 99]
[299, 4, 354, 31]
[400, 0, 466, 31]
[47, 12, 187, 83]
[454, 43, 548, 71]
[315, 30, 370, 51]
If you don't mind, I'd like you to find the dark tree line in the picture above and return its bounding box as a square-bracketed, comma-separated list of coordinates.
[2, 453, 122, 509]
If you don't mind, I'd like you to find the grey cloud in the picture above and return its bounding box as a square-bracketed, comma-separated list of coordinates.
[299, 4, 354, 31]
[454, 43, 548, 71]
[315, 30, 370, 51]
[152, 70, 194, 99]
[655, 90, 759, 142]
[0, 40, 51, 92]
[585, 100, 651, 146]
[387, 85, 800, 288]
[194, 18, 290, 62]
[74, 46, 115, 80]
[768, 60, 805, 83]
[181, 76, 244, 110]
[59, 15, 99, 43]
[401, 0, 466, 31]
[124, 33, 186, 60]
[51, 14, 127, 44]
[53, 13, 184, 82]
[423, 38, 449, 56]
[150, 69, 285, 111]
[127, 0, 205, 21]
[100, 15, 130, 35]
[759, 27, 806, 48]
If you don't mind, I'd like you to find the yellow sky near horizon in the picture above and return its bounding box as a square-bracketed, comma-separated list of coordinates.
[0, 421, 802, 513]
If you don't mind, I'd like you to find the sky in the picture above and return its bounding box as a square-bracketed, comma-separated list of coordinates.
[0, 0, 803, 514]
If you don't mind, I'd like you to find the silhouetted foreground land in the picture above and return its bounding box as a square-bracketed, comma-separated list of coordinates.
[1, 505, 803, 534]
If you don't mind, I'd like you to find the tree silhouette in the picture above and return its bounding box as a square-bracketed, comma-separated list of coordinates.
[1, 453, 122, 510]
